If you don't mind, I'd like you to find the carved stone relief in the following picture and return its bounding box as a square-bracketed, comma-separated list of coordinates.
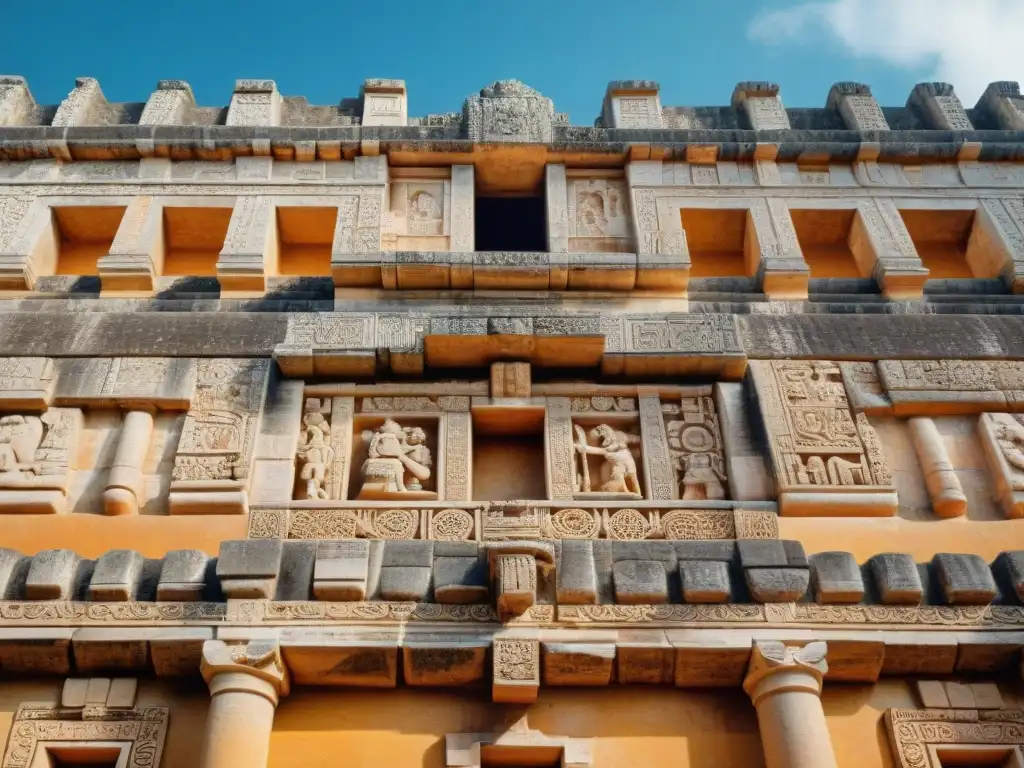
[357, 418, 437, 500]
[0, 408, 80, 514]
[383, 180, 449, 251]
[885, 708, 1024, 768]
[751, 360, 896, 516]
[978, 412, 1024, 518]
[297, 399, 335, 500]
[248, 506, 482, 541]
[566, 179, 632, 252]
[664, 395, 727, 501]
[538, 507, 777, 541]
[572, 423, 643, 499]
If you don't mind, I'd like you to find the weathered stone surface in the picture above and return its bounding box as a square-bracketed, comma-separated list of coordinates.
[810, 551, 865, 604]
[542, 642, 615, 686]
[744, 568, 809, 603]
[157, 550, 209, 602]
[0, 548, 28, 599]
[679, 561, 730, 603]
[26, 549, 82, 600]
[993, 550, 1024, 601]
[314, 540, 370, 601]
[557, 540, 598, 604]
[613, 560, 668, 604]
[402, 640, 488, 686]
[432, 556, 488, 604]
[379, 567, 431, 601]
[216, 539, 282, 599]
[869, 553, 923, 605]
[931, 553, 998, 605]
[88, 550, 144, 602]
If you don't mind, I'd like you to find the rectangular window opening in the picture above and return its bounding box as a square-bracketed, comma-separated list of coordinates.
[471, 407, 547, 501]
[276, 206, 335, 276]
[790, 208, 866, 279]
[162, 207, 233, 277]
[680, 208, 752, 278]
[475, 196, 546, 252]
[900, 208, 979, 279]
[53, 206, 127, 276]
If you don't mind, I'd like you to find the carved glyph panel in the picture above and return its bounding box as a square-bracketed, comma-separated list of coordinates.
[664, 395, 727, 501]
[566, 179, 632, 252]
[885, 709, 1024, 768]
[383, 180, 449, 250]
[978, 412, 1024, 518]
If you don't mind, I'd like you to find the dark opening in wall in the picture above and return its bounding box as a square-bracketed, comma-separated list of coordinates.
[475, 196, 546, 252]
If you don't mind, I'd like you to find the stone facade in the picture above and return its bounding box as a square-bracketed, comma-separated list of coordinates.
[1, 74, 1024, 768]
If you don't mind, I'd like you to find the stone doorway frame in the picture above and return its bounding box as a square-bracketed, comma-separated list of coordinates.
[885, 708, 1024, 767]
[446, 729, 592, 768]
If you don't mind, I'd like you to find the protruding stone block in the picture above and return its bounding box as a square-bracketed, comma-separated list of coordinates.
[106, 677, 138, 708]
[216, 539, 282, 599]
[402, 639, 488, 686]
[0, 548, 27, 599]
[600, 80, 662, 129]
[993, 551, 1024, 601]
[382, 540, 434, 567]
[313, 541, 370, 601]
[869, 553, 922, 605]
[433, 552, 488, 604]
[51, 77, 109, 127]
[226, 79, 282, 127]
[679, 561, 730, 603]
[492, 636, 539, 703]
[809, 551, 865, 604]
[908, 82, 973, 130]
[490, 362, 531, 398]
[0, 76, 36, 127]
[613, 560, 668, 605]
[916, 679, 951, 708]
[26, 549, 81, 600]
[380, 566, 432, 601]
[932, 553, 998, 605]
[361, 79, 407, 127]
[542, 643, 615, 686]
[495, 554, 536, 615]
[157, 550, 210, 602]
[62, 678, 89, 707]
[740, 540, 809, 602]
[975, 81, 1024, 130]
[88, 550, 144, 602]
[827, 82, 889, 131]
[731, 81, 790, 130]
[140, 80, 196, 126]
[557, 540, 598, 605]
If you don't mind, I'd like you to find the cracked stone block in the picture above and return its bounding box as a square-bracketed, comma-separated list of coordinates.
[869, 553, 923, 605]
[993, 551, 1024, 601]
[557, 540, 597, 604]
[379, 566, 431, 601]
[314, 540, 370, 601]
[613, 560, 668, 604]
[216, 539, 283, 599]
[382, 540, 434, 568]
[433, 556, 488, 604]
[932, 553, 998, 605]
[679, 560, 731, 603]
[26, 549, 82, 600]
[157, 550, 210, 601]
[810, 551, 865, 604]
[745, 568, 810, 602]
[88, 550, 145, 602]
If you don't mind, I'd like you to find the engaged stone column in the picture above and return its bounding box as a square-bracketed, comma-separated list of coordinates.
[103, 409, 155, 515]
[199, 640, 288, 768]
[743, 641, 837, 768]
[909, 417, 966, 518]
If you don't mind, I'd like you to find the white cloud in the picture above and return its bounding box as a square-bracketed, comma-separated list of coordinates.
[749, 0, 1024, 102]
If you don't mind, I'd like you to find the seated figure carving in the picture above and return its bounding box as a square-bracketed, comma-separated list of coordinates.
[357, 419, 436, 500]
[574, 424, 642, 498]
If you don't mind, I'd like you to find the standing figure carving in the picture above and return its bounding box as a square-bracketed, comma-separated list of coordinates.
[358, 419, 436, 500]
[0, 415, 43, 479]
[574, 424, 642, 497]
[297, 408, 334, 500]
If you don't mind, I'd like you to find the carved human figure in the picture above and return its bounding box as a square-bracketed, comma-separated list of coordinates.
[995, 415, 1024, 473]
[358, 419, 434, 499]
[679, 452, 726, 500]
[575, 424, 641, 496]
[409, 190, 440, 222]
[297, 410, 334, 500]
[0, 414, 43, 478]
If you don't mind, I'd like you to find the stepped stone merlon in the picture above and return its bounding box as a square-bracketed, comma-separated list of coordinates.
[907, 82, 973, 130]
[600, 80, 662, 129]
[975, 81, 1024, 130]
[140, 80, 197, 126]
[361, 79, 408, 127]
[51, 77, 109, 127]
[826, 82, 889, 131]
[0, 76, 36, 126]
[226, 79, 282, 127]
[731, 81, 790, 130]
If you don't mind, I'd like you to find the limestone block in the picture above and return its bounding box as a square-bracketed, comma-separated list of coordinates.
[0, 548, 27, 599]
[0, 76, 36, 126]
[314, 540, 370, 601]
[714, 382, 774, 501]
[495, 554, 536, 616]
[88, 550, 145, 602]
[542, 643, 615, 686]
[491, 362, 531, 398]
[977, 412, 1024, 519]
[992, 551, 1024, 601]
[916, 679, 950, 708]
[106, 677, 138, 708]
[674, 541, 737, 563]
[433, 553, 488, 605]
[731, 82, 790, 130]
[737, 540, 788, 568]
[679, 561, 730, 603]
[72, 628, 150, 673]
[56, 357, 196, 410]
[671, 636, 752, 687]
[809, 551, 865, 604]
[51, 77, 110, 127]
[226, 79, 282, 127]
[869, 553, 923, 605]
[62, 678, 89, 707]
[616, 631, 674, 684]
[464, 80, 555, 144]
[383, 540, 434, 567]
[0, 628, 73, 675]
[150, 628, 215, 677]
[826, 82, 889, 131]
[975, 81, 1024, 130]
[216, 539, 282, 599]
[492, 636, 540, 703]
[881, 632, 958, 676]
[402, 639, 488, 686]
[600, 80, 662, 129]
[557, 540, 598, 605]
[955, 634, 1024, 673]
[361, 79, 407, 127]
[944, 681, 976, 709]
[217, 196, 277, 291]
[613, 560, 668, 605]
[745, 568, 809, 603]
[139, 80, 195, 125]
[0, 357, 55, 411]
[931, 553, 998, 605]
[85, 677, 110, 704]
[380, 567, 431, 601]
[971, 682, 1004, 710]
[281, 636, 397, 687]
[907, 82, 973, 130]
[157, 550, 209, 602]
[26, 549, 81, 600]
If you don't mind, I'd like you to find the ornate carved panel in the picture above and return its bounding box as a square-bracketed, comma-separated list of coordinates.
[885, 709, 1024, 768]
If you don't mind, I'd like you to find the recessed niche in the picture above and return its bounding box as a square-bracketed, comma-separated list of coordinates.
[53, 206, 126, 276]
[570, 415, 645, 500]
[790, 209, 865, 279]
[472, 406, 546, 501]
[679, 208, 752, 278]
[162, 207, 233, 276]
[476, 196, 546, 252]
[349, 415, 440, 501]
[900, 209, 979, 279]
[277, 206, 335, 276]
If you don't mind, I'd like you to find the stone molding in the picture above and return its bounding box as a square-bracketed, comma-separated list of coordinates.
[446, 723, 592, 767]
[743, 640, 828, 704]
[200, 639, 289, 702]
[0, 701, 169, 768]
[885, 708, 1024, 768]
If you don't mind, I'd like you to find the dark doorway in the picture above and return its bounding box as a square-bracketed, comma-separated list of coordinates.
[475, 196, 546, 252]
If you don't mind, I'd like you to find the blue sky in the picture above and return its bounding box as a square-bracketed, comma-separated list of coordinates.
[2, 0, 1020, 123]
